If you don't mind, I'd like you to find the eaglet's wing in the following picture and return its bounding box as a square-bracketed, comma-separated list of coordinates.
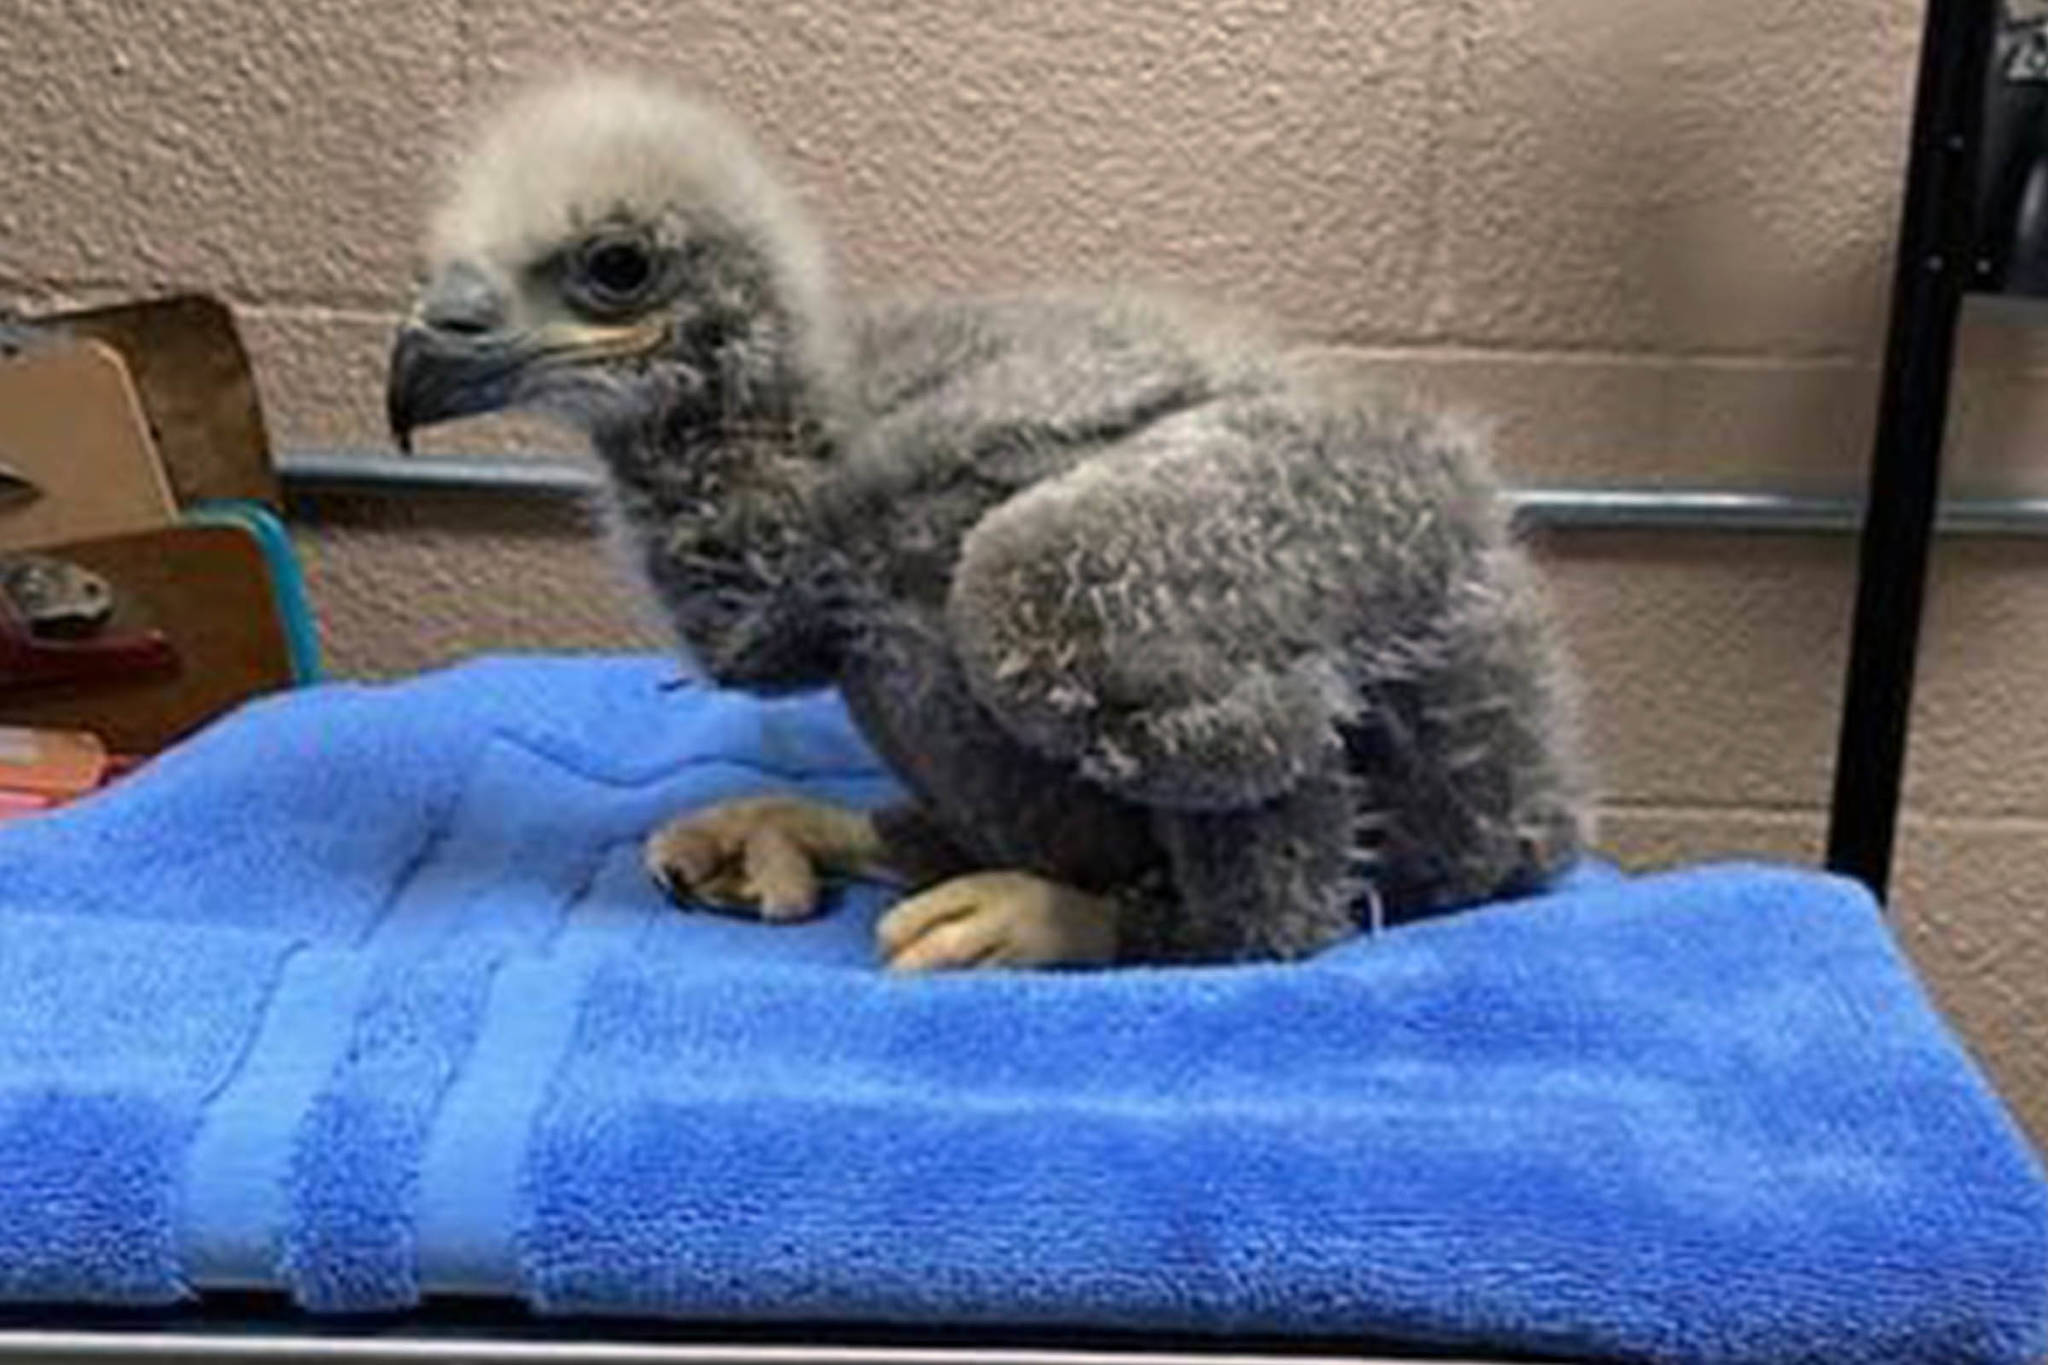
[947, 388, 1495, 814]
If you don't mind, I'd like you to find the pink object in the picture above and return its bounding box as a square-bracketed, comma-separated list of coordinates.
[0, 788, 53, 822]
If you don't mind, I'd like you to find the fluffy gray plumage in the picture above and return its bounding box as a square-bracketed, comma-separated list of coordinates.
[388, 75, 1590, 965]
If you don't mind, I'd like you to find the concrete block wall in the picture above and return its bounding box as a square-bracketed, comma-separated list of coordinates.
[6, 1, 2048, 1143]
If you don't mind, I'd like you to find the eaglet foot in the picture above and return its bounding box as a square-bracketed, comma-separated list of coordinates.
[877, 871, 1118, 972]
[644, 795, 888, 922]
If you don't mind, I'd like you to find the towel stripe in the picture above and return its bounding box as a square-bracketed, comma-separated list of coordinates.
[275, 742, 642, 1311]
[415, 846, 662, 1294]
[177, 948, 381, 1288]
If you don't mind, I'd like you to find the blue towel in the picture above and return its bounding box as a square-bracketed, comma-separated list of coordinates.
[0, 655, 2041, 1364]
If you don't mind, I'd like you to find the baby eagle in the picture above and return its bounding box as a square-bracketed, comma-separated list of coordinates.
[388, 75, 1589, 971]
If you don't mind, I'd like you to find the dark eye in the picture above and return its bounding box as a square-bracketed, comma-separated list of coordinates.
[572, 231, 658, 311]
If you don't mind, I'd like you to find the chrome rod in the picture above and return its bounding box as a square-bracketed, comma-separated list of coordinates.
[275, 450, 2048, 538]
[1507, 488, 1865, 534]
[281, 452, 602, 497]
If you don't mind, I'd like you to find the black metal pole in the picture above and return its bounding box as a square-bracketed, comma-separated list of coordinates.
[1825, 0, 1998, 899]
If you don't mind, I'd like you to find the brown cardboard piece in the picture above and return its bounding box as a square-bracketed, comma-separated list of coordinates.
[0, 338, 180, 553]
[52, 295, 282, 509]
[0, 523, 295, 754]
[0, 298, 303, 753]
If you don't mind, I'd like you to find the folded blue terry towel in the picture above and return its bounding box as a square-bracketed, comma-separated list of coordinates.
[0, 655, 2041, 1365]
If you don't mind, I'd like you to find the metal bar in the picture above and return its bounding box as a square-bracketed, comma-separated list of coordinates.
[275, 451, 2048, 538]
[1507, 488, 2048, 535]
[1508, 487, 1864, 534]
[1824, 0, 1998, 901]
[281, 451, 602, 497]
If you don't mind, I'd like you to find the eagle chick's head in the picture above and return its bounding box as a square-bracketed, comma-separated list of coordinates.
[387, 73, 840, 449]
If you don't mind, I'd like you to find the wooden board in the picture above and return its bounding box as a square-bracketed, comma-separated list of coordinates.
[0, 524, 295, 754]
[53, 295, 282, 510]
[0, 339, 179, 553]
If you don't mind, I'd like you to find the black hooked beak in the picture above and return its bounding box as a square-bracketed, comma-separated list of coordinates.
[386, 261, 667, 452]
[388, 261, 519, 453]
